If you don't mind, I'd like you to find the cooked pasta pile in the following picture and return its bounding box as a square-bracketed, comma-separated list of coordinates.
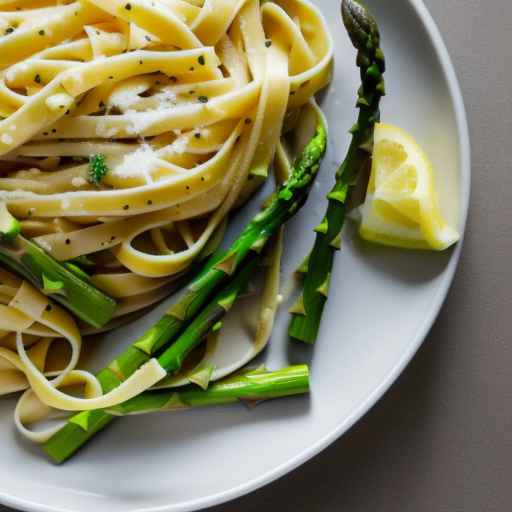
[0, 0, 332, 441]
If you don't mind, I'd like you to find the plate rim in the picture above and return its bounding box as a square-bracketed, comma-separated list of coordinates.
[0, 1, 470, 511]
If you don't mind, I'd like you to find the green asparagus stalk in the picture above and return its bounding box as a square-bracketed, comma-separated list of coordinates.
[288, 0, 385, 343]
[0, 233, 117, 328]
[109, 365, 310, 416]
[157, 256, 259, 373]
[44, 256, 258, 463]
[42, 116, 328, 463]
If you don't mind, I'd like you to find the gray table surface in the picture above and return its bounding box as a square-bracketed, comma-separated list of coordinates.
[3, 0, 511, 511]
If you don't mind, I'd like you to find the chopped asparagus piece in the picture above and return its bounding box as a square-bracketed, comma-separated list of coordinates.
[110, 365, 310, 415]
[0, 235, 116, 327]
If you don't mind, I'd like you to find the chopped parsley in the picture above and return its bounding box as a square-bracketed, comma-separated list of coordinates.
[88, 154, 109, 185]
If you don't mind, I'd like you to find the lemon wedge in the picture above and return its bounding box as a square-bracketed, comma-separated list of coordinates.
[359, 123, 460, 250]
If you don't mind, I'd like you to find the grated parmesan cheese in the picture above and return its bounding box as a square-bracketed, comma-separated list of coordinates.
[154, 87, 177, 110]
[96, 120, 119, 138]
[109, 89, 140, 111]
[125, 110, 150, 135]
[71, 177, 87, 187]
[114, 144, 160, 183]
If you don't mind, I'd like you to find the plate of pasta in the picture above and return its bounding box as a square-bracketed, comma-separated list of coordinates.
[0, 0, 469, 511]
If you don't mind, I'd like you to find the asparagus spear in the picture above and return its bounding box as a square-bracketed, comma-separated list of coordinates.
[43, 115, 328, 463]
[44, 256, 258, 462]
[0, 204, 116, 327]
[109, 365, 310, 416]
[157, 255, 259, 374]
[289, 0, 386, 343]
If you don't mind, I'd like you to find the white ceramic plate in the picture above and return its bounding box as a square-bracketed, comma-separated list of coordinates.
[0, 1, 470, 511]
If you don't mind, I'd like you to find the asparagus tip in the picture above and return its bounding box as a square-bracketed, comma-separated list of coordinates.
[341, 0, 380, 50]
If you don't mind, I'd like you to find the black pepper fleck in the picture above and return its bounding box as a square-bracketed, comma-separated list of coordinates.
[198, 95, 208, 103]
[65, 238, 71, 245]
[198, 55, 205, 66]
[124, 3, 132, 10]
[265, 40, 272, 47]
[34, 74, 41, 83]
[38, 29, 45, 36]
[123, 204, 130, 210]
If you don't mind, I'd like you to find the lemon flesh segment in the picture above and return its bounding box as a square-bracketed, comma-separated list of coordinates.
[359, 123, 460, 251]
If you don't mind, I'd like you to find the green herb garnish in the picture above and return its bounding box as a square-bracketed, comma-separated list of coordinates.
[88, 154, 109, 185]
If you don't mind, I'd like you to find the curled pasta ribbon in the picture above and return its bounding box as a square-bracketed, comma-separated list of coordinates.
[0, 282, 166, 440]
[14, 334, 165, 411]
[14, 370, 101, 444]
[0, 282, 165, 402]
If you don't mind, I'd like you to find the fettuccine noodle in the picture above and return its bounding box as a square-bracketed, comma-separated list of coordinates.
[0, 0, 332, 443]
